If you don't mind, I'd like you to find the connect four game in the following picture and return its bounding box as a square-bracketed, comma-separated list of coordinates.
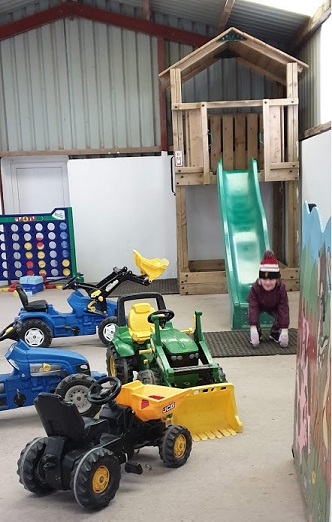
[0, 208, 77, 283]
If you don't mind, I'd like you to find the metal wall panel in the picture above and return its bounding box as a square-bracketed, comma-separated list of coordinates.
[298, 29, 322, 134]
[0, 17, 159, 152]
[0, 1, 324, 153]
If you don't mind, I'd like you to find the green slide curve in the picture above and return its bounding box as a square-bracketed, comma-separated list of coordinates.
[217, 158, 273, 330]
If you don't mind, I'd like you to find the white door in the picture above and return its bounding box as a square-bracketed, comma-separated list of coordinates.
[1, 156, 70, 214]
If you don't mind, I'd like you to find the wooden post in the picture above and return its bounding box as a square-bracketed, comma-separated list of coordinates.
[262, 99, 270, 180]
[286, 63, 299, 267]
[170, 68, 189, 274]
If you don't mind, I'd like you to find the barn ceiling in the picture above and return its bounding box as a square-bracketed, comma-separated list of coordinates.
[0, 0, 329, 52]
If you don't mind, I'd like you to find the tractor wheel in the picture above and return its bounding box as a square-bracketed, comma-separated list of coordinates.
[106, 345, 134, 384]
[17, 437, 55, 496]
[55, 374, 100, 418]
[137, 369, 161, 385]
[216, 366, 227, 383]
[20, 319, 53, 348]
[98, 317, 117, 345]
[158, 426, 192, 468]
[71, 447, 121, 511]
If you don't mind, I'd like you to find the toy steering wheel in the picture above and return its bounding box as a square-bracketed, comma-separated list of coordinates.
[0, 321, 21, 342]
[147, 309, 175, 329]
[62, 273, 83, 290]
[87, 376, 122, 405]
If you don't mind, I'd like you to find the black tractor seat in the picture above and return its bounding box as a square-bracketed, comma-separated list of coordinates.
[16, 284, 48, 312]
[34, 393, 109, 444]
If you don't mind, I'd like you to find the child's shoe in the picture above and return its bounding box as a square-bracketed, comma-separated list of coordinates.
[269, 329, 280, 343]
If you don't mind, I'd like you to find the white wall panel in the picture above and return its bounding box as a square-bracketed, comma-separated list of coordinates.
[67, 153, 177, 281]
[301, 131, 331, 227]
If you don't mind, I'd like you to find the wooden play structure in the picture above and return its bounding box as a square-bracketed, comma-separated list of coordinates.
[159, 27, 309, 295]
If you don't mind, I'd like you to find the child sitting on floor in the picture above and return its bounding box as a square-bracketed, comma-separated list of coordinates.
[247, 250, 289, 348]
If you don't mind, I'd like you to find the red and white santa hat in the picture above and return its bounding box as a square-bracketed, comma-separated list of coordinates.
[259, 250, 281, 279]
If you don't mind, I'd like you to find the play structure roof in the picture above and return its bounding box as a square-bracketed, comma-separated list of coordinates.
[159, 26, 309, 88]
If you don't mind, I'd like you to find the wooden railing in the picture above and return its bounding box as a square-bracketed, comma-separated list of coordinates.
[172, 98, 299, 183]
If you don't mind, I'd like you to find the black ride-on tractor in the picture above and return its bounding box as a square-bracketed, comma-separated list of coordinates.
[17, 376, 192, 511]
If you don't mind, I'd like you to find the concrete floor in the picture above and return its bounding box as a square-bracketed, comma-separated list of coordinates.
[0, 288, 306, 521]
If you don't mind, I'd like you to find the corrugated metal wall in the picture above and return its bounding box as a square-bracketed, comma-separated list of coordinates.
[0, 16, 160, 152]
[0, 0, 325, 153]
[298, 28, 322, 135]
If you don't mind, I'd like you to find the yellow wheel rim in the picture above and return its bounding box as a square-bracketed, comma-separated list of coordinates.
[92, 466, 110, 494]
[108, 357, 116, 377]
[174, 434, 187, 458]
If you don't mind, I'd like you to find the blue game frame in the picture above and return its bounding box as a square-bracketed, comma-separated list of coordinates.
[0, 207, 77, 282]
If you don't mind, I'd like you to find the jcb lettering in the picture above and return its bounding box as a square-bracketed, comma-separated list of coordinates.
[162, 402, 175, 414]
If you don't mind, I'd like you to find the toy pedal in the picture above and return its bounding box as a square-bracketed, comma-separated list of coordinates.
[125, 461, 143, 475]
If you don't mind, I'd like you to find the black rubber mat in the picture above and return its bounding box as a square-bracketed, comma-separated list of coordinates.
[110, 278, 179, 296]
[204, 328, 298, 357]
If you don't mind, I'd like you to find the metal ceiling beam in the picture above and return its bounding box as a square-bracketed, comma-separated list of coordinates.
[289, 0, 331, 52]
[0, 1, 209, 46]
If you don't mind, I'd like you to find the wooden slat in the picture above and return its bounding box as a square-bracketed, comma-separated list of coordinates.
[175, 167, 203, 174]
[258, 112, 264, 168]
[174, 100, 263, 110]
[188, 259, 225, 271]
[174, 99, 297, 111]
[280, 267, 299, 279]
[271, 162, 299, 169]
[247, 113, 258, 164]
[235, 114, 246, 169]
[185, 112, 190, 168]
[222, 115, 234, 170]
[188, 109, 203, 167]
[286, 64, 298, 162]
[264, 169, 299, 181]
[180, 282, 229, 295]
[180, 270, 224, 284]
[269, 105, 282, 163]
[218, 0, 235, 31]
[201, 103, 210, 184]
[301, 121, 331, 140]
[262, 99, 271, 179]
[170, 69, 184, 163]
[273, 182, 284, 261]
[179, 266, 299, 295]
[286, 63, 299, 267]
[175, 172, 204, 185]
[236, 57, 286, 85]
[210, 116, 222, 172]
[176, 187, 189, 272]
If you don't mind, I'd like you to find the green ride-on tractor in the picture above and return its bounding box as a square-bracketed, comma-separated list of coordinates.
[106, 292, 226, 388]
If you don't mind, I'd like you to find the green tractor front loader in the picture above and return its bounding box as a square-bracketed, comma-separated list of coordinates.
[106, 292, 243, 441]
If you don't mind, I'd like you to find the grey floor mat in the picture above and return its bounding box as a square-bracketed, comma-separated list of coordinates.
[110, 278, 179, 296]
[204, 328, 298, 357]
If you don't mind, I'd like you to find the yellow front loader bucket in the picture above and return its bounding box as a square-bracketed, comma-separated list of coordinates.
[171, 383, 243, 442]
[133, 250, 169, 282]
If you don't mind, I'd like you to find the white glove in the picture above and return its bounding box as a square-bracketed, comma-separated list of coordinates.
[279, 328, 289, 348]
[250, 326, 260, 347]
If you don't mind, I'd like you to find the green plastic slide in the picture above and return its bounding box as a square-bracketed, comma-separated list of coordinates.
[217, 158, 273, 330]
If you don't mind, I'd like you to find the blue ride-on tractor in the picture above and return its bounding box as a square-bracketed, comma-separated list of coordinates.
[0, 321, 106, 416]
[15, 251, 169, 348]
